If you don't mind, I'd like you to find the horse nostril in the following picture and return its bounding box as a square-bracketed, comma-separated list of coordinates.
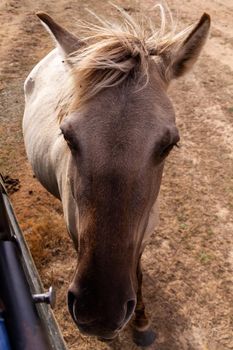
[124, 299, 136, 323]
[68, 290, 97, 328]
[67, 290, 77, 322]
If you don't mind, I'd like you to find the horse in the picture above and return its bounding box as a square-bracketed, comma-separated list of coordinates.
[23, 5, 210, 347]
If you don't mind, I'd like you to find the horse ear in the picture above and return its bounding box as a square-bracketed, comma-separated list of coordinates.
[36, 12, 82, 55]
[164, 13, 211, 80]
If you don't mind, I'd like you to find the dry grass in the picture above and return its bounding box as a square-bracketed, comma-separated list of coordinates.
[0, 0, 233, 349]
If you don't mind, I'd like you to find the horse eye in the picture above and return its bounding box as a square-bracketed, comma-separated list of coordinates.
[62, 132, 78, 151]
[66, 139, 74, 149]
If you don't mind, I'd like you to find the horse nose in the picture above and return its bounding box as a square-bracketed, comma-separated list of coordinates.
[67, 289, 136, 334]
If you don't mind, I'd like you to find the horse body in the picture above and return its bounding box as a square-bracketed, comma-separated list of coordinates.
[23, 7, 210, 346]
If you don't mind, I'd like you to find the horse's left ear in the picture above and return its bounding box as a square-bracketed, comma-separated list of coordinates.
[36, 12, 83, 55]
[164, 13, 211, 81]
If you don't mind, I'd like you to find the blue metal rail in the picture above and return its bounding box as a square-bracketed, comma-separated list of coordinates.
[0, 175, 68, 350]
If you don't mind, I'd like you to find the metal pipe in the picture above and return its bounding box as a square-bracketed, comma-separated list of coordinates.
[0, 241, 52, 350]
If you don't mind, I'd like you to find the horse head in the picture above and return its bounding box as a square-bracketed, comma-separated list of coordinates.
[37, 7, 210, 344]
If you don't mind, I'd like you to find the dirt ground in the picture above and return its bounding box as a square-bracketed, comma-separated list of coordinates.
[0, 0, 232, 349]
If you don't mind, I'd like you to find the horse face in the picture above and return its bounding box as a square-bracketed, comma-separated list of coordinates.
[36, 8, 209, 341]
[60, 68, 179, 339]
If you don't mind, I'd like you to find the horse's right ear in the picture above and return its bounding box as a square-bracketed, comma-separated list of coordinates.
[36, 12, 82, 55]
[163, 13, 211, 81]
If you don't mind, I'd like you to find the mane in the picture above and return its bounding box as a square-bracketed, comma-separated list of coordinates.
[57, 4, 193, 121]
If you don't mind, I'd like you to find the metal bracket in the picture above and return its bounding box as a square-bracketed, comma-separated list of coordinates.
[33, 286, 56, 309]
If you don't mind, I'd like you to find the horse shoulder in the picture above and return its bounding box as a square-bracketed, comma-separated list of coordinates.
[23, 49, 69, 199]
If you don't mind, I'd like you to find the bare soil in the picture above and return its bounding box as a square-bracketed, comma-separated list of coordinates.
[0, 1, 232, 349]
